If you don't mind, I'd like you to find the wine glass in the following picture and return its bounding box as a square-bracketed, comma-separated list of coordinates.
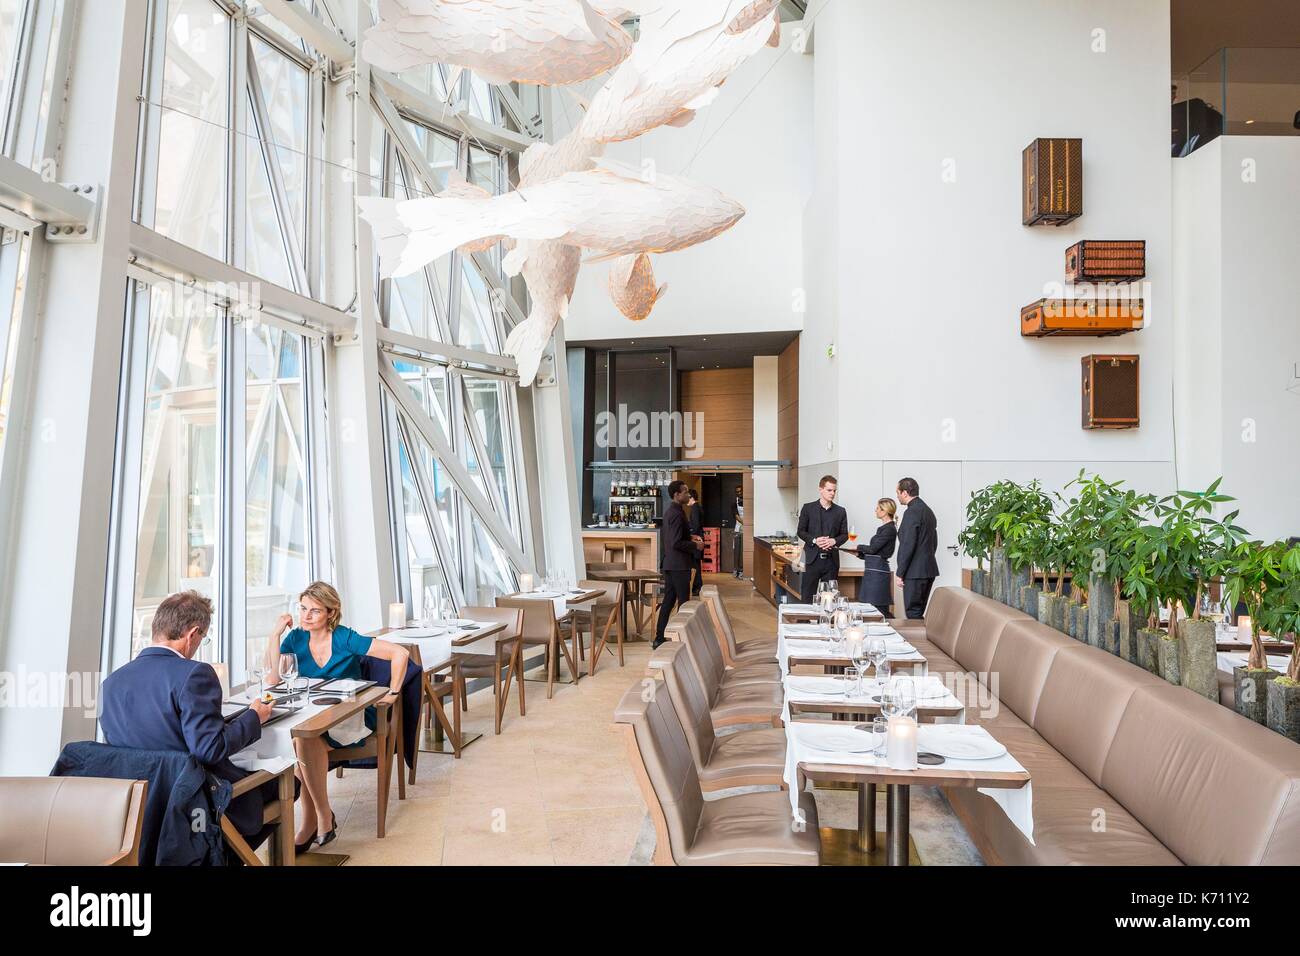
[870, 716, 889, 753]
[892, 676, 918, 720]
[278, 653, 300, 708]
[849, 636, 869, 697]
[847, 525, 858, 546]
[867, 637, 889, 685]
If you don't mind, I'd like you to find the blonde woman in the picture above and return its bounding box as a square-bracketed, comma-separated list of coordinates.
[854, 498, 898, 618]
[267, 581, 410, 853]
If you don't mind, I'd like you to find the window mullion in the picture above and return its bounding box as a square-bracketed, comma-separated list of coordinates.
[230, 8, 248, 270]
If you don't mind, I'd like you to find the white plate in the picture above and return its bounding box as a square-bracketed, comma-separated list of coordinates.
[921, 732, 1007, 760]
[867, 624, 896, 636]
[787, 676, 849, 696]
[802, 728, 877, 754]
[884, 678, 948, 700]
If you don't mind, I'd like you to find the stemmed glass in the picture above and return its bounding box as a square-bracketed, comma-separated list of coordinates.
[849, 636, 869, 698]
[278, 653, 300, 709]
[867, 637, 889, 686]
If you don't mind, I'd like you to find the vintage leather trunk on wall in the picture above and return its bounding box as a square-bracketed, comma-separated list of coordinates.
[1020, 297, 1144, 337]
[1022, 137, 1082, 226]
[1065, 240, 1146, 282]
[1082, 354, 1140, 429]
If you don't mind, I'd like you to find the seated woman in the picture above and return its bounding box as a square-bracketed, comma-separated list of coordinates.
[266, 581, 410, 853]
[856, 498, 899, 619]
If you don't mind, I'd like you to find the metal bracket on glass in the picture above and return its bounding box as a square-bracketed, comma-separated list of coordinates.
[534, 352, 556, 388]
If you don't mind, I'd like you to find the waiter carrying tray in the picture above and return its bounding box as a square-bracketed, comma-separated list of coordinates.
[796, 475, 848, 603]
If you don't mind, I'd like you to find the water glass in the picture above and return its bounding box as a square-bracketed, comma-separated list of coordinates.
[248, 666, 264, 701]
[870, 716, 889, 753]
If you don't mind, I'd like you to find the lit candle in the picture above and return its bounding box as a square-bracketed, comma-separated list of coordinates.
[1237, 616, 1252, 643]
[520, 572, 534, 593]
[885, 715, 918, 770]
[210, 662, 229, 700]
[388, 602, 407, 630]
[844, 624, 866, 659]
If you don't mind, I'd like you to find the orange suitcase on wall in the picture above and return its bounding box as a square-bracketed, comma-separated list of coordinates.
[1020, 297, 1144, 337]
[1065, 240, 1146, 282]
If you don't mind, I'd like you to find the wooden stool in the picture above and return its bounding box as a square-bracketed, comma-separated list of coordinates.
[602, 540, 632, 568]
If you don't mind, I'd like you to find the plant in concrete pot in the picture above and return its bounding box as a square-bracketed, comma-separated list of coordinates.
[1223, 541, 1284, 722]
[958, 484, 998, 596]
[982, 480, 1024, 605]
[1258, 545, 1300, 741]
[994, 480, 1054, 618]
[1170, 481, 1248, 701]
[1122, 517, 1194, 680]
[1092, 485, 1153, 656]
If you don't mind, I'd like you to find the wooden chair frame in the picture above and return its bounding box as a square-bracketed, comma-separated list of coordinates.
[220, 766, 297, 866]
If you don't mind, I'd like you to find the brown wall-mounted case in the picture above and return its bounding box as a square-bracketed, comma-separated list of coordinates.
[1021, 297, 1144, 337]
[1082, 354, 1139, 429]
[1022, 138, 1082, 226]
[1065, 240, 1146, 282]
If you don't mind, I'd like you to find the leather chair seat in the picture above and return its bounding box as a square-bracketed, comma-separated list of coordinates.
[720, 659, 783, 687]
[733, 643, 778, 665]
[710, 681, 784, 725]
[683, 790, 821, 865]
[947, 784, 1178, 866]
[703, 727, 787, 782]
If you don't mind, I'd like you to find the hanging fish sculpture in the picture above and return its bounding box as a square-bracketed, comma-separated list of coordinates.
[358, 159, 745, 277]
[579, 0, 780, 142]
[608, 252, 667, 322]
[363, 0, 635, 85]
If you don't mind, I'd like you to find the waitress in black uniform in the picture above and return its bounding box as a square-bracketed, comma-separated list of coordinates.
[855, 498, 899, 618]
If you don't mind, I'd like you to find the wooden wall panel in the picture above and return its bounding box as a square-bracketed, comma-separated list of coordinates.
[680, 368, 754, 461]
[776, 337, 799, 488]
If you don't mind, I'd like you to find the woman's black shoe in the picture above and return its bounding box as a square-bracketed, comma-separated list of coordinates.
[318, 813, 338, 848]
[294, 829, 317, 854]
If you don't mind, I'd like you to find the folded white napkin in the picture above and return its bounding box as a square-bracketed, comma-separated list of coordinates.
[229, 752, 296, 775]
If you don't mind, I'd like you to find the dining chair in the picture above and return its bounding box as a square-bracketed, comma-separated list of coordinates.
[401, 643, 464, 764]
[577, 578, 623, 672]
[602, 540, 632, 568]
[453, 606, 525, 734]
[496, 595, 580, 699]
[0, 776, 147, 865]
[613, 682, 820, 866]
[328, 695, 405, 838]
[636, 576, 663, 640]
[698, 584, 777, 666]
[663, 610, 783, 729]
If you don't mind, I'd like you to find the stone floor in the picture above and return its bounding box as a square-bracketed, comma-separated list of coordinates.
[299, 574, 982, 866]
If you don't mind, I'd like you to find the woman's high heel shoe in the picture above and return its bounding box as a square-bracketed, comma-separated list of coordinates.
[294, 829, 318, 855]
[318, 813, 339, 848]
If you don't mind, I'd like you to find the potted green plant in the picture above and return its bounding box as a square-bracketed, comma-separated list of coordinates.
[1038, 490, 1075, 633]
[1172, 481, 1247, 700]
[1122, 514, 1194, 680]
[983, 480, 1024, 605]
[1252, 543, 1300, 739]
[1223, 541, 1285, 723]
[994, 480, 1054, 616]
[1089, 483, 1151, 655]
[958, 485, 998, 596]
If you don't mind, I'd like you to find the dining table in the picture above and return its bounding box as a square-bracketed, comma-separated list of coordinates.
[584, 568, 662, 645]
[786, 721, 1032, 866]
[508, 587, 605, 682]
[374, 620, 506, 753]
[228, 681, 393, 866]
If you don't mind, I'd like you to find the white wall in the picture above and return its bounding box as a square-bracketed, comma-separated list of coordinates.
[1175, 137, 1300, 542]
[802, 0, 1178, 586]
[752, 356, 799, 533]
[563, 30, 813, 342]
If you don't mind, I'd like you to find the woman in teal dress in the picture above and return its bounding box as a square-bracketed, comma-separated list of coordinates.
[266, 581, 410, 853]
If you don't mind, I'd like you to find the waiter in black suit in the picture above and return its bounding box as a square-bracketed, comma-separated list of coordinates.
[687, 488, 705, 596]
[796, 475, 848, 602]
[894, 477, 940, 618]
[655, 480, 702, 649]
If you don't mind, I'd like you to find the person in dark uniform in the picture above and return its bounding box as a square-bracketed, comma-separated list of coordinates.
[853, 498, 898, 618]
[894, 477, 940, 619]
[655, 480, 702, 649]
[687, 487, 705, 596]
[732, 486, 745, 579]
[796, 475, 848, 603]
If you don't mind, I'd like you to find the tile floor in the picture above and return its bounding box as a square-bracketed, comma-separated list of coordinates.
[302, 574, 982, 865]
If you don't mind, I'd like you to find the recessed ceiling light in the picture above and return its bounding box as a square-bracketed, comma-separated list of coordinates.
[1245, 119, 1255, 125]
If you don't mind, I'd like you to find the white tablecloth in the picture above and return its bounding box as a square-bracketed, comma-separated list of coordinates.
[1217, 651, 1291, 673]
[777, 620, 925, 674]
[784, 721, 1034, 843]
[781, 674, 965, 725]
[230, 697, 337, 773]
[779, 602, 881, 618]
[514, 589, 586, 618]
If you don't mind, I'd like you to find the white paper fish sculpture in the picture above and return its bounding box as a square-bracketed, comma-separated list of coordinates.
[357, 158, 745, 279]
[364, 0, 634, 86]
[580, 0, 780, 142]
[608, 253, 667, 322]
[499, 131, 603, 385]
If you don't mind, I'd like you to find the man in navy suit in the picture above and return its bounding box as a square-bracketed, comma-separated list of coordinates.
[100, 591, 274, 841]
